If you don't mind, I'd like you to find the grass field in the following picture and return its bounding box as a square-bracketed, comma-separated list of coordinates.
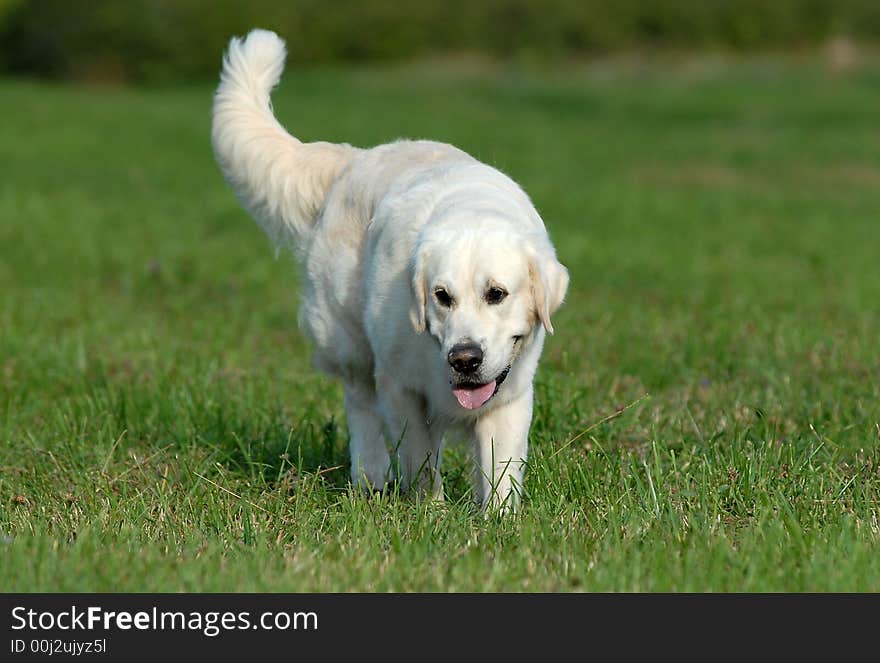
[2, 56, 879, 591]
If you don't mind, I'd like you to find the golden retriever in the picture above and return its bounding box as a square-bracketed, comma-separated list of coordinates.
[211, 30, 568, 512]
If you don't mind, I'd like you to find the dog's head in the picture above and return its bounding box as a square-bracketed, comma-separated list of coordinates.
[410, 215, 568, 410]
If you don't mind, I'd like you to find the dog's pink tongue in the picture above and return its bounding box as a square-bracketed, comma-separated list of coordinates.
[452, 381, 496, 410]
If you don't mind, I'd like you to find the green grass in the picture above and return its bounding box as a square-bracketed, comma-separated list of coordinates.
[2, 56, 879, 591]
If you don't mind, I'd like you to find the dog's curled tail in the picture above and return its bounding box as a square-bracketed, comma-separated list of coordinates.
[211, 29, 356, 249]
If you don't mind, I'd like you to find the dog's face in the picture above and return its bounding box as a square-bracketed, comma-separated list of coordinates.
[410, 221, 568, 410]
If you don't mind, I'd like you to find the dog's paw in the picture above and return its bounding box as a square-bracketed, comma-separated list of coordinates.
[351, 459, 392, 494]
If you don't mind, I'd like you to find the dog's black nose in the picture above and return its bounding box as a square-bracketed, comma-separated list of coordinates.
[448, 342, 483, 374]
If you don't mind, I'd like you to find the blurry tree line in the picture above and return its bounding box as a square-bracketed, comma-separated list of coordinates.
[1, 0, 879, 83]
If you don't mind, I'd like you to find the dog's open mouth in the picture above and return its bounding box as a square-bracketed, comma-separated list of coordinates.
[452, 366, 510, 410]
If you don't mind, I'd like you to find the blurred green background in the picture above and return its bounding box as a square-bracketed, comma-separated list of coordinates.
[2, 0, 880, 83]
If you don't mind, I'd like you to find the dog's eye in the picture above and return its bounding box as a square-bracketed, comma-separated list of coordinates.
[485, 287, 507, 305]
[434, 287, 454, 307]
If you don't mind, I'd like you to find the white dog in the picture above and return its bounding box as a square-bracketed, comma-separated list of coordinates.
[211, 30, 568, 512]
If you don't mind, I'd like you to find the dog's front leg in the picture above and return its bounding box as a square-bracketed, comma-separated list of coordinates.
[378, 383, 445, 501]
[345, 381, 391, 492]
[473, 386, 533, 514]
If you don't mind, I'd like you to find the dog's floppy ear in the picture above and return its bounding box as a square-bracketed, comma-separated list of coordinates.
[409, 250, 427, 333]
[528, 246, 569, 335]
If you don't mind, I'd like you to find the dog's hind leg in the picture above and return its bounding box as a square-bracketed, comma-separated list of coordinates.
[378, 384, 446, 501]
[345, 381, 391, 492]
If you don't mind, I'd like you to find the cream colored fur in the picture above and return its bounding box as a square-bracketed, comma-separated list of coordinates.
[212, 29, 568, 512]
